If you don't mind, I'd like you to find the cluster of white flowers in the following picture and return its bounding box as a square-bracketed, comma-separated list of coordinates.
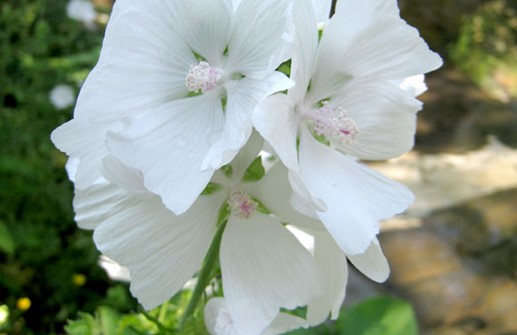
[51, 0, 442, 334]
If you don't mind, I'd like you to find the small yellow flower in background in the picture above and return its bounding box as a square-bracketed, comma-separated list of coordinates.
[16, 297, 31, 311]
[72, 273, 87, 287]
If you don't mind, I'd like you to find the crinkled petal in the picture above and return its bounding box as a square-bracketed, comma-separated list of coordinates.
[220, 213, 320, 335]
[89, 182, 224, 309]
[331, 80, 421, 160]
[203, 73, 290, 170]
[348, 238, 390, 283]
[227, 0, 292, 77]
[76, 0, 195, 123]
[51, 118, 111, 187]
[309, 0, 442, 103]
[253, 94, 299, 171]
[307, 229, 348, 325]
[298, 128, 414, 255]
[107, 95, 224, 215]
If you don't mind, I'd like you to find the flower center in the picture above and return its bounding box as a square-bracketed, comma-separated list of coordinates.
[228, 191, 257, 219]
[185, 61, 222, 94]
[311, 101, 359, 145]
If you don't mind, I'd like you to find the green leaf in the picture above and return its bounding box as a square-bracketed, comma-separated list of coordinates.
[338, 296, 419, 335]
[64, 312, 98, 335]
[0, 221, 15, 255]
[242, 157, 265, 182]
[97, 306, 121, 335]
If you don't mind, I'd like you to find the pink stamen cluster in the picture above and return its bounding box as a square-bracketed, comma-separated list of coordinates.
[228, 191, 257, 219]
[313, 102, 359, 145]
[185, 61, 222, 93]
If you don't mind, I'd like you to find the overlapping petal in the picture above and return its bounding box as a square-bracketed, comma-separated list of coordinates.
[298, 128, 414, 255]
[85, 180, 225, 309]
[308, 0, 442, 104]
[203, 72, 291, 170]
[227, 0, 293, 77]
[220, 213, 320, 335]
[106, 95, 224, 215]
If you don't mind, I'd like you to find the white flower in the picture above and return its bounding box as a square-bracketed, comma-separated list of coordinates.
[205, 297, 308, 335]
[52, 0, 293, 215]
[67, 0, 97, 27]
[74, 134, 320, 335]
[49, 84, 75, 109]
[254, 0, 443, 255]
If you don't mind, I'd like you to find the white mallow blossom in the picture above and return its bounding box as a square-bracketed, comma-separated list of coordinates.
[52, 0, 293, 215]
[254, 0, 443, 256]
[73, 135, 323, 335]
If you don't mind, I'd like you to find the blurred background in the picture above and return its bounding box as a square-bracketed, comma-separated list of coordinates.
[0, 0, 516, 334]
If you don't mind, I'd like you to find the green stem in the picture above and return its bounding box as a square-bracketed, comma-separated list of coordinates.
[179, 218, 228, 331]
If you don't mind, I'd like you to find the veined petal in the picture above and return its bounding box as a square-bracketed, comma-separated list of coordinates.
[311, 0, 332, 26]
[289, 0, 319, 102]
[298, 128, 414, 255]
[227, 0, 292, 77]
[76, 0, 195, 123]
[106, 95, 225, 215]
[331, 80, 421, 160]
[307, 229, 348, 325]
[220, 213, 320, 335]
[348, 238, 390, 283]
[51, 118, 111, 188]
[253, 94, 299, 171]
[203, 73, 289, 170]
[169, 0, 233, 66]
[90, 182, 224, 309]
[310, 0, 442, 102]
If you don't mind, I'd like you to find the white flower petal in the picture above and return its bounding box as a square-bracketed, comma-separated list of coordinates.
[169, 0, 233, 65]
[230, 131, 264, 182]
[106, 95, 225, 215]
[51, 118, 109, 187]
[310, 0, 442, 102]
[203, 73, 288, 170]
[311, 0, 332, 26]
[348, 238, 390, 283]
[75, 0, 195, 122]
[290, 0, 318, 102]
[205, 297, 308, 335]
[253, 94, 299, 171]
[307, 229, 348, 325]
[242, 163, 322, 230]
[220, 213, 320, 335]
[90, 183, 224, 309]
[298, 128, 414, 255]
[101, 155, 147, 194]
[332, 80, 422, 160]
[227, 0, 292, 77]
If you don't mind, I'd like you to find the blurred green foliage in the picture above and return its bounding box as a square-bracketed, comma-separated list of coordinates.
[0, 0, 136, 333]
[450, 0, 517, 99]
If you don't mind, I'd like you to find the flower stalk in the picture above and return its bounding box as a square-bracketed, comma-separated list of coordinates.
[179, 216, 228, 331]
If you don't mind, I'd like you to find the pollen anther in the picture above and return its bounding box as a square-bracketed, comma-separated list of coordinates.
[228, 191, 257, 219]
[186, 61, 222, 93]
[313, 101, 359, 145]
